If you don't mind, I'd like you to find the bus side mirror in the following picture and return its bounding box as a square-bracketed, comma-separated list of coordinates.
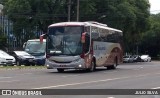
[40, 34, 46, 43]
[81, 32, 86, 43]
[40, 35, 43, 43]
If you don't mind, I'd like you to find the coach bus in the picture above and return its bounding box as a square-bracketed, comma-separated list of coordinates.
[40, 21, 123, 72]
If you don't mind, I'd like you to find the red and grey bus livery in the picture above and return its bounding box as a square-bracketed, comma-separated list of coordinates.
[40, 21, 123, 72]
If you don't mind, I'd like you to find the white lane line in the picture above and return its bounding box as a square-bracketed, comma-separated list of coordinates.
[151, 87, 160, 98]
[16, 73, 33, 76]
[33, 72, 160, 89]
[0, 77, 12, 79]
[23, 73, 33, 75]
[0, 80, 19, 83]
[33, 77, 125, 89]
[151, 87, 160, 89]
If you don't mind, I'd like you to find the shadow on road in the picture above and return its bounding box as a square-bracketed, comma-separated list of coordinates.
[47, 67, 119, 74]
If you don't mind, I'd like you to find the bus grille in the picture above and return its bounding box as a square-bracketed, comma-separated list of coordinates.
[52, 60, 72, 63]
[6, 59, 13, 60]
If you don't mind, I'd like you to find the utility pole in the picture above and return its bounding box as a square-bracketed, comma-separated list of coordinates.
[68, 0, 71, 22]
[77, 0, 79, 21]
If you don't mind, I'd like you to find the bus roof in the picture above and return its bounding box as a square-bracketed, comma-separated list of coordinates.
[48, 21, 122, 33]
[49, 22, 86, 27]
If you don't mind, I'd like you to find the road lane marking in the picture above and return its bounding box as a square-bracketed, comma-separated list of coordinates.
[15, 73, 33, 76]
[0, 77, 12, 79]
[151, 87, 160, 89]
[151, 87, 160, 98]
[33, 72, 160, 89]
[0, 80, 19, 83]
[33, 77, 125, 89]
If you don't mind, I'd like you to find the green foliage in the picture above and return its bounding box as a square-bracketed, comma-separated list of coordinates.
[0, 26, 8, 50]
[141, 14, 160, 57]
[0, 35, 7, 50]
[81, 0, 150, 53]
[3, 0, 151, 53]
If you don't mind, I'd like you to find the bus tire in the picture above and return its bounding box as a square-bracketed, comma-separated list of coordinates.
[86, 61, 96, 72]
[107, 57, 117, 69]
[57, 68, 64, 72]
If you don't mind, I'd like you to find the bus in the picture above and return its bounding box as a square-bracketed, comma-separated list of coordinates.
[24, 39, 46, 65]
[40, 21, 123, 72]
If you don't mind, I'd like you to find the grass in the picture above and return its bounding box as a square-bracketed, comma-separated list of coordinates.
[0, 65, 46, 70]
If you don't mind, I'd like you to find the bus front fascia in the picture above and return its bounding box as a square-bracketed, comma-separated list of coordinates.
[40, 28, 92, 70]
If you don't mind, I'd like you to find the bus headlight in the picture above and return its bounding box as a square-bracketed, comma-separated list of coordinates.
[78, 64, 82, 68]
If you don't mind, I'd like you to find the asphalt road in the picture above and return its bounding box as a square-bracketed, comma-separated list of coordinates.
[0, 61, 160, 98]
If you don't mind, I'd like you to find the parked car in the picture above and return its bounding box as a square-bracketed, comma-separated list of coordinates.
[24, 39, 46, 65]
[123, 55, 134, 63]
[140, 55, 151, 62]
[0, 50, 16, 65]
[132, 55, 142, 62]
[9, 51, 36, 66]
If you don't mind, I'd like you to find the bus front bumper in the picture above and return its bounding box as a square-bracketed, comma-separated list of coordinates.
[45, 59, 86, 69]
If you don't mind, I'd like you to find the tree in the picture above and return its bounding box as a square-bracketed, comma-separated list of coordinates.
[78, 0, 150, 53]
[3, 0, 151, 53]
[4, 0, 68, 44]
[140, 14, 160, 57]
[0, 25, 8, 50]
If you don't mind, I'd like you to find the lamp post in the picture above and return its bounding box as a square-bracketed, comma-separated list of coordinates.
[68, 0, 71, 22]
[77, 0, 79, 21]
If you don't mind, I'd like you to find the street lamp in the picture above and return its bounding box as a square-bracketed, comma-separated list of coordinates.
[68, 0, 80, 22]
[68, 0, 71, 22]
[77, 0, 79, 21]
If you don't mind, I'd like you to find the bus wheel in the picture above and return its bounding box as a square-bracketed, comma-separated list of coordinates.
[86, 61, 96, 72]
[57, 68, 64, 72]
[107, 58, 117, 69]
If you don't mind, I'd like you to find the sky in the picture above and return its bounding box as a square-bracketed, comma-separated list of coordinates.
[149, 0, 160, 14]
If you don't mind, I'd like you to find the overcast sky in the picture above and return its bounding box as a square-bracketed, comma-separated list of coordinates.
[149, 0, 160, 14]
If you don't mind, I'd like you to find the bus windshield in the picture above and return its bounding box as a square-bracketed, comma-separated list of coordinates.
[47, 26, 83, 56]
[25, 41, 46, 56]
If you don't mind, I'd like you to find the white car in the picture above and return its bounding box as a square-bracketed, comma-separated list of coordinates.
[123, 55, 134, 63]
[0, 50, 16, 65]
[140, 55, 151, 62]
